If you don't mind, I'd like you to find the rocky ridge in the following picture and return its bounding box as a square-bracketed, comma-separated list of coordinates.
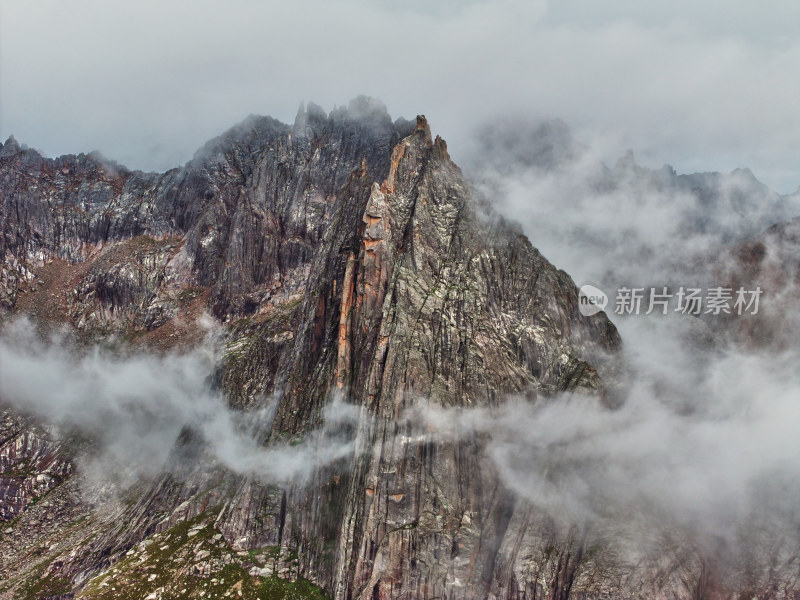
[1, 98, 782, 599]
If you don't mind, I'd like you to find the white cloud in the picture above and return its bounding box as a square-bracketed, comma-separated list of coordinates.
[0, 319, 359, 488]
[400, 318, 800, 549]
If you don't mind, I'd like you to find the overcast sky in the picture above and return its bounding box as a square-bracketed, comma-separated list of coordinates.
[1, 0, 799, 192]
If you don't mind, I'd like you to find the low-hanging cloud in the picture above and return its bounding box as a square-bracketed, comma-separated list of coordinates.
[0, 319, 360, 488]
[404, 316, 800, 549]
[420, 117, 800, 561]
[466, 117, 800, 295]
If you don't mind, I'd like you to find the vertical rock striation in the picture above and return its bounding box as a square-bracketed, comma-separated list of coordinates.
[0, 98, 633, 599]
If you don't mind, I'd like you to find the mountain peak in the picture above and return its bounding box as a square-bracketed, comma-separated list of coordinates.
[731, 166, 759, 183]
[0, 103, 621, 600]
[0, 135, 22, 158]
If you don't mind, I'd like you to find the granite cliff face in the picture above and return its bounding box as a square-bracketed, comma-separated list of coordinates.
[5, 97, 775, 599]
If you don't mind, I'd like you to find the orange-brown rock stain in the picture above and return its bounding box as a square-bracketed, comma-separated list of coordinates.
[381, 142, 407, 194]
[335, 253, 357, 388]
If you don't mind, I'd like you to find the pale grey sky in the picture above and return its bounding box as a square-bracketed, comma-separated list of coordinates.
[1, 0, 799, 191]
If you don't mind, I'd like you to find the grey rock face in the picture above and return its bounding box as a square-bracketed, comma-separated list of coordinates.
[0, 99, 638, 599]
[0, 410, 72, 522]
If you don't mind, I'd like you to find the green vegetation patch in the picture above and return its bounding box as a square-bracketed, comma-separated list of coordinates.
[78, 512, 329, 600]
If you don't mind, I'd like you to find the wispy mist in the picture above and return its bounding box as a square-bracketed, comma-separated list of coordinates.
[466, 117, 800, 293]
[406, 323, 800, 546]
[0, 319, 358, 488]
[444, 118, 800, 554]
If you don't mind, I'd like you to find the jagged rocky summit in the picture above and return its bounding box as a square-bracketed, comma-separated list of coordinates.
[4, 96, 761, 600]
